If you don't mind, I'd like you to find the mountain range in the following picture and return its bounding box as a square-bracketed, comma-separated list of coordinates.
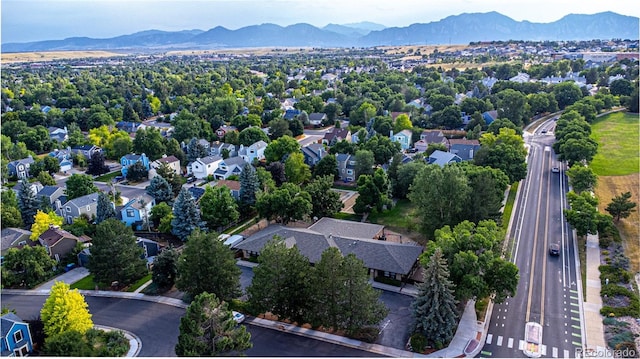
[2, 11, 638, 53]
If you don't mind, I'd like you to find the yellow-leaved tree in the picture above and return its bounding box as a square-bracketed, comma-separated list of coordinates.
[29, 210, 64, 241]
[40, 281, 93, 336]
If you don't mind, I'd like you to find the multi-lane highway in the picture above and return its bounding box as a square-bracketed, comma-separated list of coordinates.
[479, 119, 585, 358]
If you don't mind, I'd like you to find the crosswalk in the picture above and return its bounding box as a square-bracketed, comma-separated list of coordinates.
[482, 334, 573, 357]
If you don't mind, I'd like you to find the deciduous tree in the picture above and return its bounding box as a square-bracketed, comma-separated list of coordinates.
[86, 152, 109, 176]
[305, 175, 343, 219]
[65, 174, 99, 200]
[566, 165, 597, 194]
[313, 153, 338, 180]
[29, 210, 64, 240]
[200, 185, 239, 231]
[1, 246, 56, 288]
[255, 183, 312, 224]
[40, 281, 93, 336]
[284, 152, 311, 185]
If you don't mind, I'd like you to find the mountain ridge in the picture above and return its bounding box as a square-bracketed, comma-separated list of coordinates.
[2, 12, 637, 52]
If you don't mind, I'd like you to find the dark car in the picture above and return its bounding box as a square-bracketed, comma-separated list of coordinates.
[186, 176, 197, 184]
[549, 243, 560, 256]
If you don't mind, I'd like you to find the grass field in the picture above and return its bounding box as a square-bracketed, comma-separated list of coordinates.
[590, 111, 640, 273]
[367, 199, 422, 243]
[1, 51, 124, 63]
[590, 112, 639, 176]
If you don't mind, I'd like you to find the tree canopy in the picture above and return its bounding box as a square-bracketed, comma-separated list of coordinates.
[40, 281, 93, 336]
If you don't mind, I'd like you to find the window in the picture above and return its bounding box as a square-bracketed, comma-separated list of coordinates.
[126, 209, 135, 217]
[346, 170, 353, 175]
[86, 205, 90, 211]
[13, 329, 23, 343]
[66, 206, 71, 212]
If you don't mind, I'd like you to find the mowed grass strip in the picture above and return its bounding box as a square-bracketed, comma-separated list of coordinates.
[590, 112, 639, 176]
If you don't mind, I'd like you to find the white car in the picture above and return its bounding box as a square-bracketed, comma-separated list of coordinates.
[232, 311, 245, 324]
[551, 167, 560, 173]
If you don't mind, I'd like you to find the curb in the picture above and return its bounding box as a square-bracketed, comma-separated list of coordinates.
[94, 325, 142, 357]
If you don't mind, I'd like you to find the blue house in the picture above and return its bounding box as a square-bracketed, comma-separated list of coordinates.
[427, 150, 462, 167]
[482, 110, 498, 125]
[120, 153, 150, 177]
[283, 109, 301, 120]
[119, 194, 155, 230]
[1, 313, 33, 357]
[391, 129, 413, 150]
[136, 237, 163, 268]
[49, 148, 73, 173]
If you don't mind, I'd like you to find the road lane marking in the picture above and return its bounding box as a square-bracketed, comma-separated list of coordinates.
[564, 349, 570, 357]
[486, 334, 493, 344]
[541, 147, 552, 326]
[572, 332, 581, 338]
[507, 337, 514, 348]
[541, 344, 547, 355]
[572, 325, 581, 330]
[553, 346, 558, 357]
[481, 350, 492, 356]
[572, 341, 582, 347]
[497, 336, 503, 346]
[571, 309, 580, 314]
[570, 296, 578, 300]
[571, 317, 580, 322]
[519, 340, 525, 350]
[570, 302, 579, 307]
[570, 290, 578, 294]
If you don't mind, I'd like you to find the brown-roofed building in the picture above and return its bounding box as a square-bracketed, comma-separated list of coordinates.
[38, 226, 80, 262]
[322, 127, 351, 146]
[151, 155, 181, 175]
[215, 179, 241, 200]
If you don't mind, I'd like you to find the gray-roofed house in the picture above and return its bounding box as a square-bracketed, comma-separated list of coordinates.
[1, 228, 32, 255]
[235, 221, 423, 282]
[189, 155, 223, 179]
[38, 226, 80, 262]
[427, 150, 462, 167]
[322, 128, 351, 146]
[120, 193, 155, 230]
[1, 312, 33, 357]
[335, 153, 356, 182]
[58, 192, 100, 224]
[308, 113, 327, 126]
[48, 126, 68, 143]
[301, 143, 327, 166]
[210, 142, 238, 158]
[137, 237, 163, 268]
[308, 217, 384, 239]
[7, 156, 34, 179]
[70, 144, 102, 159]
[36, 185, 65, 211]
[150, 155, 181, 175]
[214, 179, 241, 200]
[213, 156, 247, 180]
[216, 125, 238, 138]
[420, 130, 450, 150]
[238, 140, 267, 163]
[448, 138, 481, 161]
[48, 148, 73, 173]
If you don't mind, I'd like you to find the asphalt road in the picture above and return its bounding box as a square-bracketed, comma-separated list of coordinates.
[1, 294, 382, 357]
[479, 119, 583, 358]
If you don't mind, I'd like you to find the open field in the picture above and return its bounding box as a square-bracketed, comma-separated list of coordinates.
[1, 51, 125, 63]
[589, 111, 640, 273]
[593, 174, 640, 273]
[590, 112, 640, 176]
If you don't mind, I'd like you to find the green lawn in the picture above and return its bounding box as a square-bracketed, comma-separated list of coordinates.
[367, 199, 419, 233]
[93, 171, 121, 182]
[590, 112, 640, 176]
[126, 273, 152, 292]
[502, 182, 519, 231]
[70, 274, 97, 290]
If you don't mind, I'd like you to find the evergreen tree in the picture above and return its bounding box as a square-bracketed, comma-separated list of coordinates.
[95, 191, 116, 224]
[87, 219, 147, 287]
[156, 162, 183, 197]
[171, 187, 204, 241]
[146, 175, 174, 204]
[309, 247, 345, 329]
[605, 192, 637, 222]
[175, 292, 252, 356]
[410, 248, 458, 348]
[18, 177, 39, 226]
[387, 152, 403, 197]
[247, 236, 313, 323]
[152, 247, 179, 291]
[176, 230, 241, 300]
[239, 163, 260, 207]
[86, 151, 109, 176]
[200, 185, 239, 231]
[40, 281, 93, 336]
[341, 254, 389, 335]
[186, 138, 208, 163]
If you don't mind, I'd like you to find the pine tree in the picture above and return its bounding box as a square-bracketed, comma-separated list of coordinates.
[309, 247, 345, 329]
[175, 292, 252, 356]
[86, 151, 109, 176]
[40, 281, 93, 336]
[239, 163, 260, 207]
[95, 191, 116, 224]
[187, 138, 208, 163]
[87, 219, 147, 287]
[18, 177, 39, 226]
[152, 247, 179, 291]
[176, 230, 241, 300]
[156, 162, 182, 197]
[605, 192, 637, 222]
[410, 248, 459, 348]
[171, 187, 204, 241]
[146, 175, 174, 204]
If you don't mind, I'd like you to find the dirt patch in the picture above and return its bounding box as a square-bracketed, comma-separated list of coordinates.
[594, 174, 640, 273]
[2, 51, 124, 63]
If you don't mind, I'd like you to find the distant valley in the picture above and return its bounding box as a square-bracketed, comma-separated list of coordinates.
[2, 11, 638, 53]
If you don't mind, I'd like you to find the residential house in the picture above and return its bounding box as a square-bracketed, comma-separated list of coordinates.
[120, 153, 150, 177]
[448, 139, 481, 161]
[482, 110, 498, 125]
[391, 129, 413, 150]
[58, 192, 99, 224]
[70, 144, 102, 159]
[0, 228, 32, 255]
[1, 313, 33, 357]
[136, 237, 163, 268]
[427, 150, 462, 167]
[420, 130, 450, 149]
[216, 125, 237, 138]
[11, 180, 43, 197]
[7, 156, 34, 179]
[322, 128, 351, 146]
[38, 226, 80, 262]
[142, 119, 174, 138]
[48, 148, 73, 173]
[116, 121, 145, 133]
[321, 73, 338, 84]
[336, 153, 356, 182]
[150, 155, 181, 175]
[235, 219, 423, 282]
[189, 155, 223, 179]
[308, 113, 327, 126]
[120, 194, 155, 230]
[238, 140, 267, 163]
[36, 185, 65, 211]
[210, 142, 238, 158]
[413, 140, 429, 152]
[215, 179, 241, 200]
[283, 108, 301, 120]
[301, 143, 327, 166]
[188, 187, 206, 202]
[213, 156, 247, 180]
[47, 126, 68, 143]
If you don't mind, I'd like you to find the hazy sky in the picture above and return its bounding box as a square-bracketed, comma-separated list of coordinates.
[2, 0, 638, 44]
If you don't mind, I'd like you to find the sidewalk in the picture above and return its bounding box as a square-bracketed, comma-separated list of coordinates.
[584, 233, 607, 350]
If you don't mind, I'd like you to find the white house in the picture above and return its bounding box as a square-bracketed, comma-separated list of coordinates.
[238, 140, 267, 164]
[189, 155, 223, 179]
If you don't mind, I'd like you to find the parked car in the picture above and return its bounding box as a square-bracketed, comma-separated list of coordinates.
[186, 176, 197, 183]
[232, 311, 245, 324]
[548, 243, 560, 256]
[551, 167, 560, 173]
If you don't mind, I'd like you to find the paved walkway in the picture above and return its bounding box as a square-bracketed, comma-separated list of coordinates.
[584, 233, 607, 350]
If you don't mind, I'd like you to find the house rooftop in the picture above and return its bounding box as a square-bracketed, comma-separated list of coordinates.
[1, 228, 31, 252]
[215, 179, 241, 191]
[64, 192, 100, 207]
[156, 155, 179, 164]
[308, 217, 384, 240]
[37, 185, 63, 197]
[198, 155, 222, 165]
[39, 226, 79, 247]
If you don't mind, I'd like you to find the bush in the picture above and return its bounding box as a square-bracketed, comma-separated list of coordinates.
[410, 333, 427, 352]
[607, 331, 635, 349]
[614, 342, 639, 358]
[600, 284, 640, 317]
[374, 276, 402, 287]
[599, 265, 632, 285]
[347, 326, 379, 343]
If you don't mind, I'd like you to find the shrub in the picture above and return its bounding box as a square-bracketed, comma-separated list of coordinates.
[614, 342, 639, 358]
[347, 326, 379, 343]
[410, 333, 428, 352]
[374, 276, 402, 287]
[607, 331, 635, 349]
[599, 265, 632, 285]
